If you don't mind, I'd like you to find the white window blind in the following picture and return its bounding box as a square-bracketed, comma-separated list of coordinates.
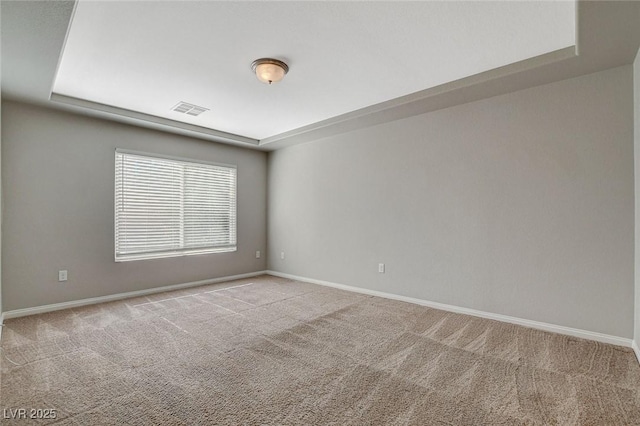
[115, 150, 237, 261]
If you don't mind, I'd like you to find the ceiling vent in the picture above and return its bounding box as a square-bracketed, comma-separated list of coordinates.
[171, 102, 209, 116]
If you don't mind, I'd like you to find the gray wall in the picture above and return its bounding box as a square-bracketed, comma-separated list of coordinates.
[635, 49, 640, 346]
[268, 65, 635, 338]
[2, 101, 267, 311]
[0, 3, 3, 315]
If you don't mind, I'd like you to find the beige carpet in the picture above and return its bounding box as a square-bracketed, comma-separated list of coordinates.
[1, 275, 639, 425]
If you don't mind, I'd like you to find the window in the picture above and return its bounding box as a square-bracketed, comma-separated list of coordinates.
[115, 149, 237, 261]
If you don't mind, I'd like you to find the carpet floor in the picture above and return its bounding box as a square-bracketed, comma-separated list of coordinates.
[1, 275, 639, 425]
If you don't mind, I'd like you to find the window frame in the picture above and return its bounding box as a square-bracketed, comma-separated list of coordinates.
[114, 148, 238, 262]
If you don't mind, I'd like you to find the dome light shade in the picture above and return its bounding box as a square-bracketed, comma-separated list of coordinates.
[251, 58, 289, 84]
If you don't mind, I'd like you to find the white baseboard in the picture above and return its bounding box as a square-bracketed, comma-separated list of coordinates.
[267, 270, 633, 348]
[632, 340, 640, 365]
[3, 269, 635, 353]
[2, 271, 268, 320]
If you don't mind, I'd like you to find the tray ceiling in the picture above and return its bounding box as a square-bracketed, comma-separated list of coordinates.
[51, 1, 575, 141]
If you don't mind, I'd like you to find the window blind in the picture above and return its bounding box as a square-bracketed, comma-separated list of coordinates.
[115, 150, 237, 261]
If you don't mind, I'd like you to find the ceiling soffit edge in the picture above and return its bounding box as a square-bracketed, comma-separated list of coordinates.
[48, 47, 577, 151]
[257, 46, 577, 149]
[49, 93, 260, 148]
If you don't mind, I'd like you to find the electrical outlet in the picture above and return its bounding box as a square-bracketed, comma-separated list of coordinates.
[58, 270, 68, 282]
[280, 251, 285, 260]
[256, 250, 261, 259]
[378, 263, 385, 274]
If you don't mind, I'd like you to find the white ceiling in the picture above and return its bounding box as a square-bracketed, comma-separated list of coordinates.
[52, 1, 575, 141]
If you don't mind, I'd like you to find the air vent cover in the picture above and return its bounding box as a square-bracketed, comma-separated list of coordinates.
[171, 102, 209, 117]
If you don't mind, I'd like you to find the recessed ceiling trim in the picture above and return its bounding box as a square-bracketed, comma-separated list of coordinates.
[48, 0, 79, 107]
[50, 93, 259, 147]
[48, 45, 578, 151]
[258, 46, 577, 149]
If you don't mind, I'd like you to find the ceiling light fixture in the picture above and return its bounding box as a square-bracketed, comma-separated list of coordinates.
[251, 58, 289, 85]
